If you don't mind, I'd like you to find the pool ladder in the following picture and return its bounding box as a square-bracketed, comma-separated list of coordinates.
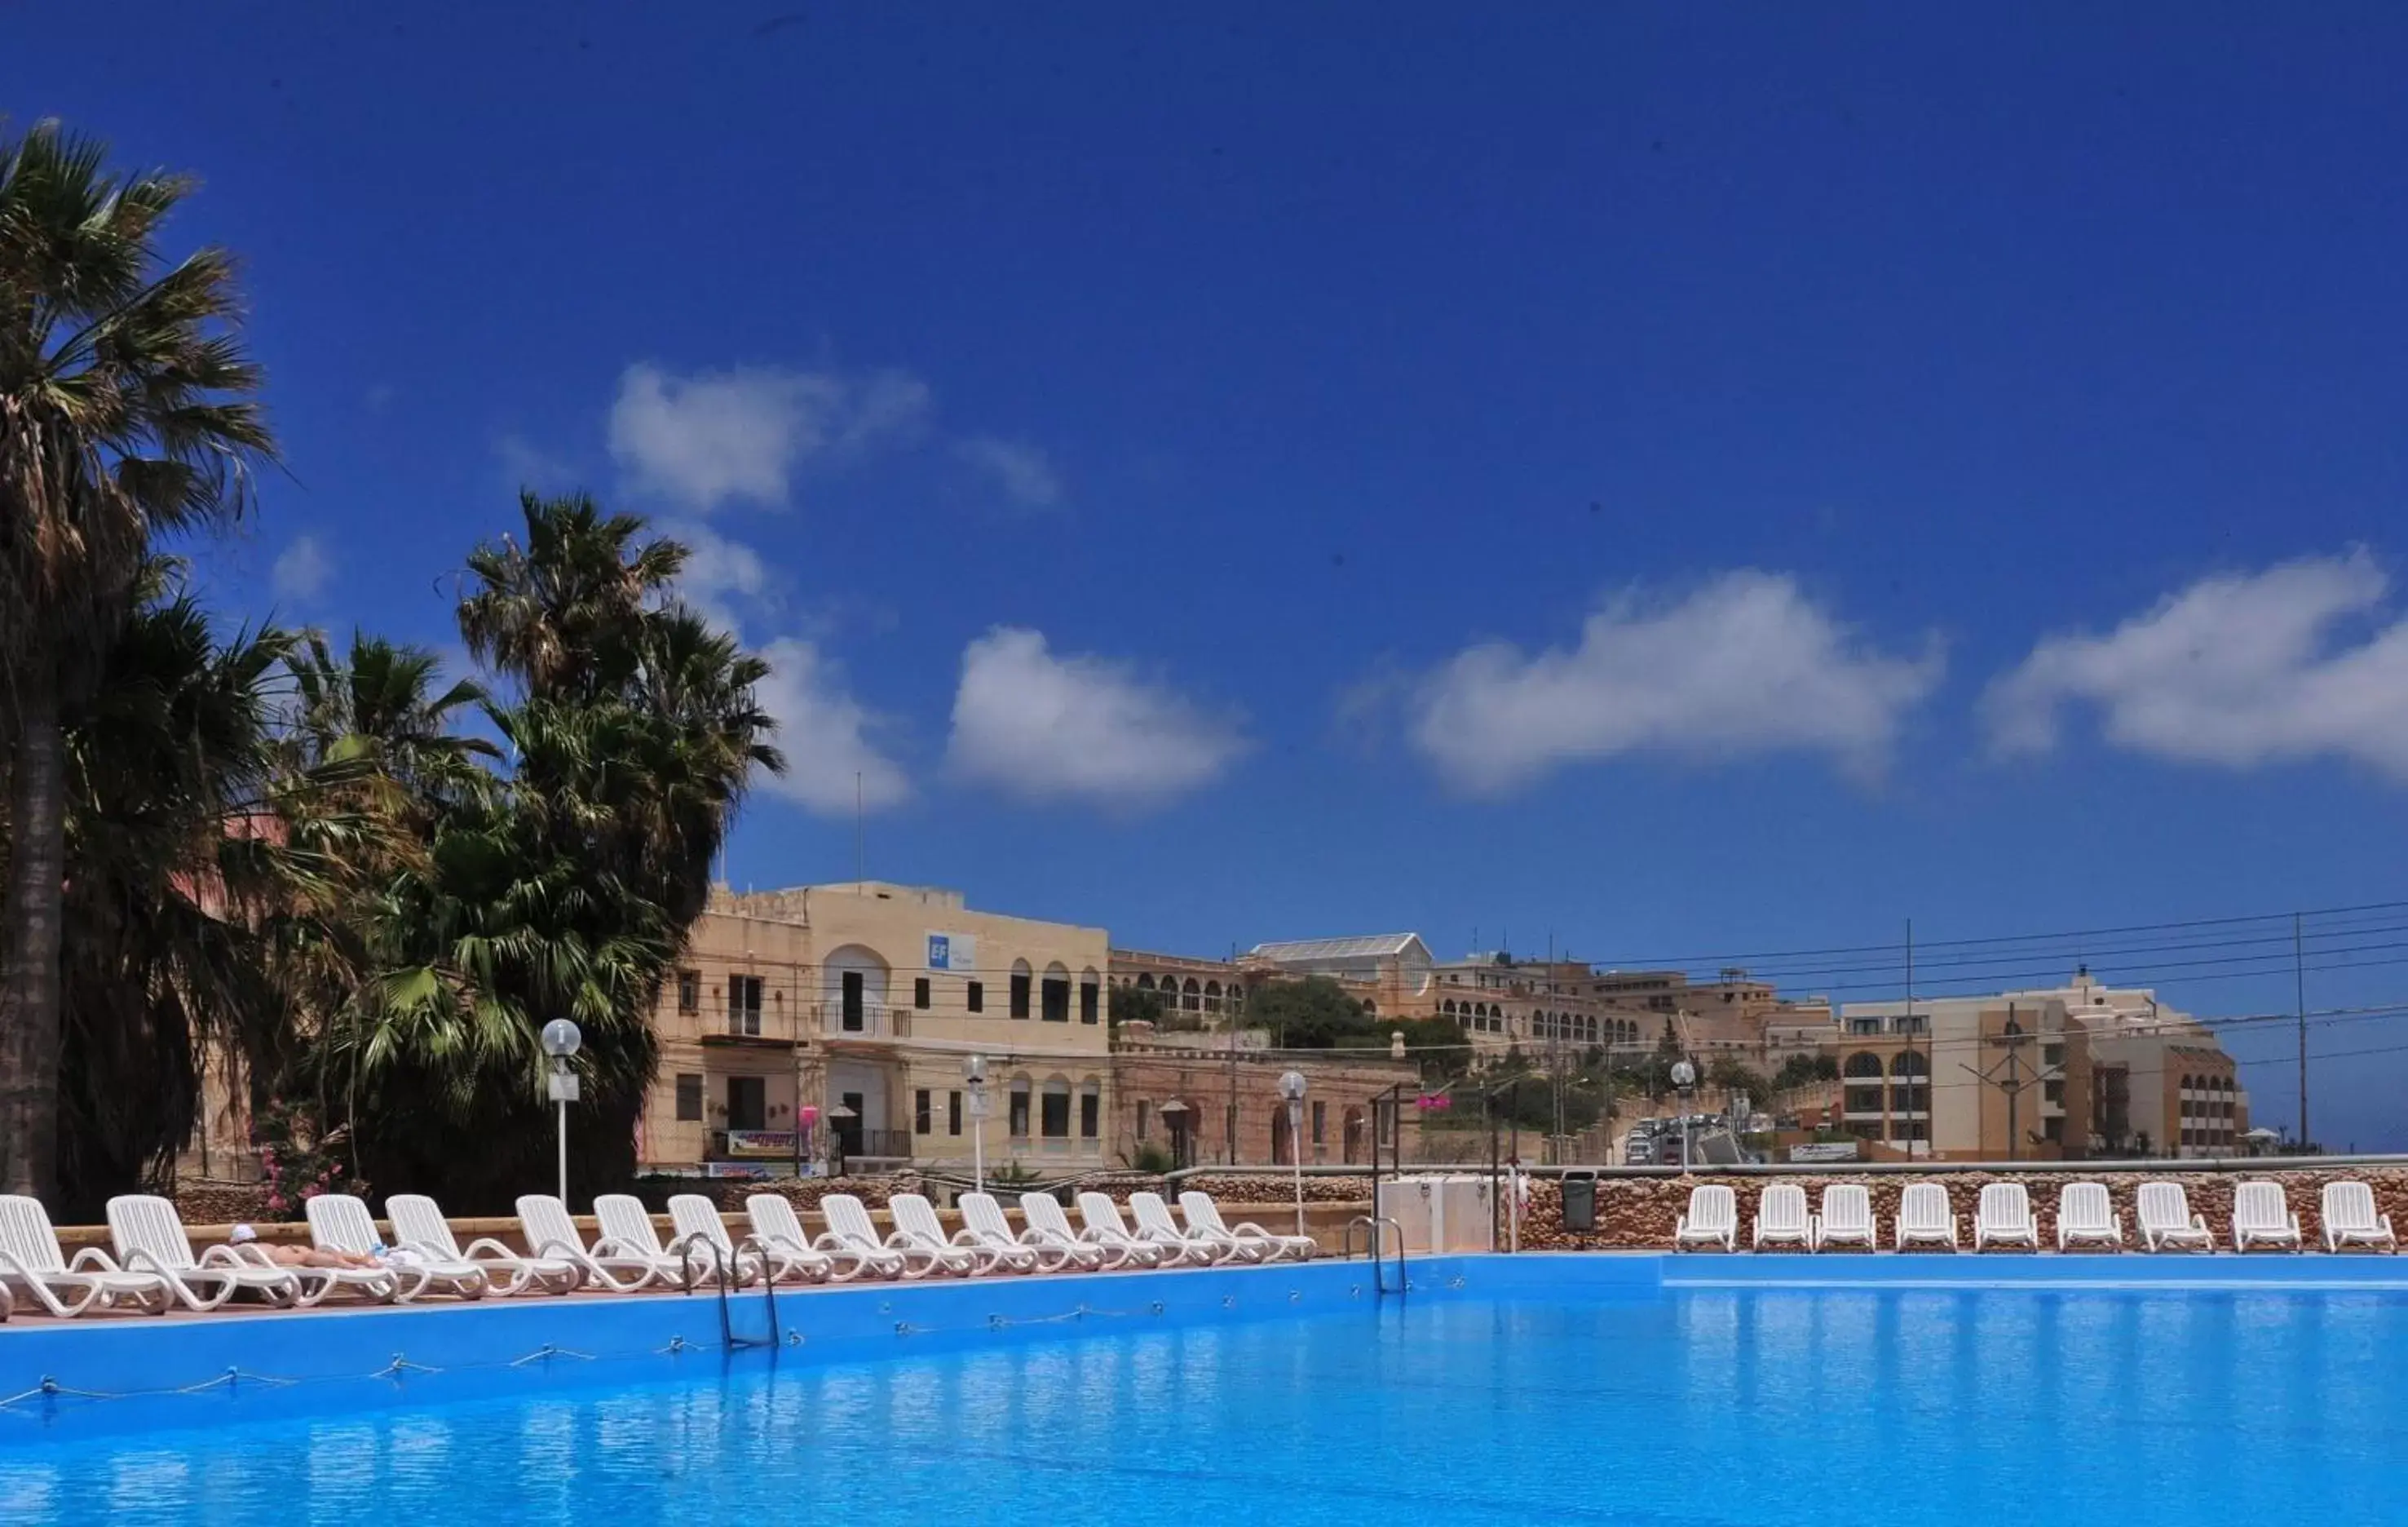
[673, 1233, 782, 1352]
[1345, 1215, 1407, 1298]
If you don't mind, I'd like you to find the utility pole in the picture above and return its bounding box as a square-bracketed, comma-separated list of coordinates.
[1904, 917, 1920, 1155]
[2295, 911, 2309, 1152]
[1226, 942, 1240, 1165]
[1960, 1003, 2058, 1161]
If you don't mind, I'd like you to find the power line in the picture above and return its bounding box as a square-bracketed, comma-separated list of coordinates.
[1584, 899, 2408, 972]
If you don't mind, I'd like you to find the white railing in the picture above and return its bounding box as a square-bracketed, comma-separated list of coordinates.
[820, 1001, 905, 1039]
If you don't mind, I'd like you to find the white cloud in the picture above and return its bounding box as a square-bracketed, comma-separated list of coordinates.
[665, 520, 775, 638]
[1399, 570, 1943, 794]
[753, 637, 910, 816]
[956, 434, 1063, 508]
[607, 361, 930, 514]
[1984, 550, 2408, 777]
[271, 535, 334, 604]
[946, 627, 1246, 808]
[494, 433, 578, 492]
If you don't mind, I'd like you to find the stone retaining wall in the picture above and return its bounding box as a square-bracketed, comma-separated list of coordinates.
[1520, 1168, 2408, 1251]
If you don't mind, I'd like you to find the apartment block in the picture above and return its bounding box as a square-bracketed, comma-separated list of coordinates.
[644, 882, 1114, 1176]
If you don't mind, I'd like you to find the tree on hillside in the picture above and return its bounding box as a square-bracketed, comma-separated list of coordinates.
[1107, 981, 1166, 1031]
[1774, 1052, 1840, 1091]
[1705, 1055, 1770, 1101]
[0, 122, 275, 1199]
[1391, 1015, 1470, 1079]
[1245, 976, 1367, 1049]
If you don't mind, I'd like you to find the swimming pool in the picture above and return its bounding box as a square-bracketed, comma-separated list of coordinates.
[4, 1261, 2402, 1526]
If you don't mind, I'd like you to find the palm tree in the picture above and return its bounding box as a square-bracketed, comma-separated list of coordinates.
[46, 577, 299, 1218]
[458, 491, 683, 702]
[0, 122, 273, 1197]
[299, 497, 782, 1209]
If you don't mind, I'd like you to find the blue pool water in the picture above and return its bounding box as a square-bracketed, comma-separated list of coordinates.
[5, 1286, 2405, 1525]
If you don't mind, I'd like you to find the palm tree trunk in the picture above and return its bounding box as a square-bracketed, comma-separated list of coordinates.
[0, 661, 66, 1199]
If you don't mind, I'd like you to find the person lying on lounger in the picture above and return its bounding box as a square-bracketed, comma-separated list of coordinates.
[228, 1222, 382, 1269]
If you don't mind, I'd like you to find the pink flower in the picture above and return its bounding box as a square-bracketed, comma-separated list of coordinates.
[266, 1192, 287, 1211]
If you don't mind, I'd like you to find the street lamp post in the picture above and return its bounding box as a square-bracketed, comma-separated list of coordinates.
[1669, 1058, 1697, 1172]
[1159, 1098, 1191, 1168]
[964, 1053, 990, 1193]
[540, 1019, 582, 1205]
[827, 1104, 856, 1178]
[1279, 1070, 1307, 1238]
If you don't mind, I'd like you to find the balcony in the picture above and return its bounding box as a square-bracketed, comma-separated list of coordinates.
[820, 1001, 908, 1041]
[842, 1128, 912, 1162]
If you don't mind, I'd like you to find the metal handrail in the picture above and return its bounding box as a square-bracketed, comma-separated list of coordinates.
[1344, 1214, 1406, 1298]
[670, 1231, 780, 1352]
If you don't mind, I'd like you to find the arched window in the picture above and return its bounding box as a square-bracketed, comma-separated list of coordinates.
[1844, 1051, 1885, 1078]
[1889, 1049, 1929, 1117]
[1182, 977, 1202, 1012]
[1010, 958, 1034, 1019]
[1138, 973, 1156, 991]
[1443, 999, 1456, 1015]
[1041, 961, 1071, 1022]
[1204, 979, 1222, 1013]
[822, 943, 890, 1035]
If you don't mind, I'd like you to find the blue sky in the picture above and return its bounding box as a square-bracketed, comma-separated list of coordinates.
[12, 4, 2408, 1144]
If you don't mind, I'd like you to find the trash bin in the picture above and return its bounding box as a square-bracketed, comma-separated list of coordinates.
[1561, 1171, 1597, 1233]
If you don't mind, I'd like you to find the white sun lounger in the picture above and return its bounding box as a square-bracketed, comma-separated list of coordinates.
[1675, 1184, 1737, 1251]
[307, 1193, 486, 1300]
[746, 1193, 893, 1282]
[819, 1194, 938, 1279]
[515, 1194, 663, 1290]
[888, 1193, 1001, 1275]
[387, 1194, 580, 1295]
[669, 1194, 827, 1284]
[1894, 1182, 1959, 1251]
[2054, 1182, 2123, 1251]
[2136, 1181, 2214, 1252]
[1129, 1192, 1244, 1264]
[1973, 1183, 2040, 1251]
[1814, 1185, 1876, 1251]
[1084, 1192, 1210, 1267]
[108, 1195, 351, 1309]
[1180, 1190, 1317, 1261]
[2232, 1180, 2304, 1252]
[0, 1194, 170, 1316]
[1752, 1184, 1814, 1250]
[2320, 1180, 2397, 1253]
[594, 1193, 735, 1286]
[957, 1192, 1067, 1272]
[1025, 1191, 1159, 1268]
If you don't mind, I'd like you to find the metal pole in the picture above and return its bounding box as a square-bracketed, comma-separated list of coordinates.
[1904, 916, 1916, 1157]
[556, 1095, 569, 1205]
[1288, 1098, 1306, 1237]
[2295, 911, 2309, 1150]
